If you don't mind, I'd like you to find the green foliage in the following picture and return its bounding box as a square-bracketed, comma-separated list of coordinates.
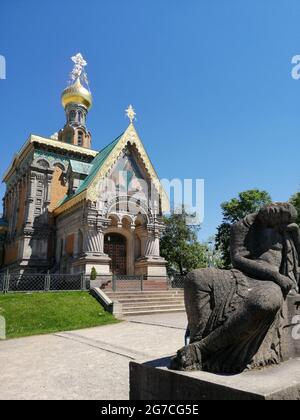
[0, 292, 118, 339]
[290, 192, 300, 226]
[90, 267, 97, 281]
[216, 190, 272, 268]
[204, 236, 227, 269]
[160, 210, 208, 275]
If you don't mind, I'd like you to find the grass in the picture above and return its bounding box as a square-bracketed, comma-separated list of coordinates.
[0, 291, 119, 339]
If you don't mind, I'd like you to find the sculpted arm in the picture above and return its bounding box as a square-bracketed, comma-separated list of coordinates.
[230, 217, 287, 286]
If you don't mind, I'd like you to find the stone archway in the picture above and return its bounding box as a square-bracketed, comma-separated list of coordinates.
[104, 233, 127, 275]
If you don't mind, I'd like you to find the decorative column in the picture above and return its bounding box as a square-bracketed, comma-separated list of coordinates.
[73, 212, 111, 276]
[83, 225, 105, 256]
[24, 171, 37, 228]
[135, 218, 167, 277]
[45, 173, 53, 208]
[144, 223, 162, 258]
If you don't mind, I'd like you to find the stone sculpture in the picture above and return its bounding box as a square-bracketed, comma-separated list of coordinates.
[171, 202, 300, 374]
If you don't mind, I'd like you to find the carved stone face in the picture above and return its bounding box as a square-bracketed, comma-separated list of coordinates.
[257, 203, 297, 228]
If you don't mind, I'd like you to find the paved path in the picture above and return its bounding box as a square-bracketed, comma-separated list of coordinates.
[0, 312, 187, 400]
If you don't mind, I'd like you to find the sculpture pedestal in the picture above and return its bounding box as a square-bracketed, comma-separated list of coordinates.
[281, 295, 300, 360]
[130, 295, 300, 400]
[72, 255, 111, 275]
[130, 357, 300, 400]
[135, 257, 167, 277]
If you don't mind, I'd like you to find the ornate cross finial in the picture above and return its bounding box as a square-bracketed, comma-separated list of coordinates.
[125, 105, 136, 123]
[69, 53, 89, 87]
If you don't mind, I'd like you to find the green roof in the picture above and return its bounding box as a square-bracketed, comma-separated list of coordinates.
[59, 133, 123, 206]
[69, 160, 92, 175]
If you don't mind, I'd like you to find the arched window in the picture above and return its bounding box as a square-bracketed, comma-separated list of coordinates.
[37, 159, 50, 169]
[69, 110, 76, 122]
[78, 110, 83, 123]
[77, 131, 83, 147]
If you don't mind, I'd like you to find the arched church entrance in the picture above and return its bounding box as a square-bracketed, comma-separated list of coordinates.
[104, 233, 127, 275]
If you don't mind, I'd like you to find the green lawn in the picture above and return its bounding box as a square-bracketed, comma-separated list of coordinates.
[0, 291, 119, 339]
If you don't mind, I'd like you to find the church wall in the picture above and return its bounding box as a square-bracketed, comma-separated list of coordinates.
[55, 205, 84, 271]
[49, 166, 68, 213]
[4, 242, 19, 265]
[66, 234, 75, 256]
[16, 177, 27, 231]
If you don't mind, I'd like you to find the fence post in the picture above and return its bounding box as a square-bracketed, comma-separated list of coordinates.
[4, 269, 10, 293]
[81, 274, 86, 291]
[141, 275, 144, 292]
[112, 274, 116, 292]
[44, 271, 51, 292]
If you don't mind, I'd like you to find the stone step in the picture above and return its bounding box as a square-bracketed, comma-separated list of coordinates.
[106, 291, 183, 298]
[104, 286, 170, 291]
[111, 297, 184, 304]
[103, 281, 170, 292]
[122, 308, 186, 316]
[122, 303, 185, 312]
[108, 296, 184, 305]
[119, 300, 185, 308]
[104, 289, 185, 316]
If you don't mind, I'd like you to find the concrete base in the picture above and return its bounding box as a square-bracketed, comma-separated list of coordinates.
[72, 255, 111, 275]
[135, 257, 167, 277]
[282, 295, 300, 360]
[130, 357, 300, 400]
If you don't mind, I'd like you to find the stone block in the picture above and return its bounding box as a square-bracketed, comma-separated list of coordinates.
[130, 357, 300, 400]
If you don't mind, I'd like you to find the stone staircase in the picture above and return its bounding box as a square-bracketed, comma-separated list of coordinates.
[102, 279, 170, 291]
[105, 289, 185, 316]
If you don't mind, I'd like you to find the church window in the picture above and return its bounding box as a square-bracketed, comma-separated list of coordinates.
[69, 110, 76, 122]
[37, 159, 49, 169]
[78, 131, 83, 147]
[37, 189, 43, 196]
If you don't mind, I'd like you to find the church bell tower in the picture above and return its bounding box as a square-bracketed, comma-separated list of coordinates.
[58, 53, 92, 149]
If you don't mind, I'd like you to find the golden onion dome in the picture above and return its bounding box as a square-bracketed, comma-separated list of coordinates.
[61, 78, 92, 110]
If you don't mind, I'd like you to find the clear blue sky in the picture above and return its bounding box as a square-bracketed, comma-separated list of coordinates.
[0, 0, 299, 240]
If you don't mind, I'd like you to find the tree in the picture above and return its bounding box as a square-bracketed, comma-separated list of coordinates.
[216, 190, 272, 268]
[204, 236, 225, 269]
[290, 192, 300, 226]
[160, 210, 208, 275]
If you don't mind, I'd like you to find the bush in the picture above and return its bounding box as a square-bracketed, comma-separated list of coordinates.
[90, 267, 97, 281]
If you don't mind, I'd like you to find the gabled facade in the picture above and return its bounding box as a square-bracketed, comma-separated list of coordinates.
[0, 55, 167, 276]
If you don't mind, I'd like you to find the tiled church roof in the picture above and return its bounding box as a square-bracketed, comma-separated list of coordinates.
[59, 133, 123, 206]
[54, 122, 170, 215]
[73, 133, 123, 196]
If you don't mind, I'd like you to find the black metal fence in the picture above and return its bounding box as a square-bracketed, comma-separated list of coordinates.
[0, 272, 186, 294]
[0, 273, 89, 293]
[99, 274, 186, 292]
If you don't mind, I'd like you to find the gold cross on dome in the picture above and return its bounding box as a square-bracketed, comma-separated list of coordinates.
[125, 105, 136, 123]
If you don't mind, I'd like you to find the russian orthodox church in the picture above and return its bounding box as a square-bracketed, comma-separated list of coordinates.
[0, 54, 168, 276]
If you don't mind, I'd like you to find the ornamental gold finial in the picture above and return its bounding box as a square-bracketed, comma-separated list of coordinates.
[125, 105, 136, 124]
[69, 53, 90, 88]
[61, 53, 93, 110]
